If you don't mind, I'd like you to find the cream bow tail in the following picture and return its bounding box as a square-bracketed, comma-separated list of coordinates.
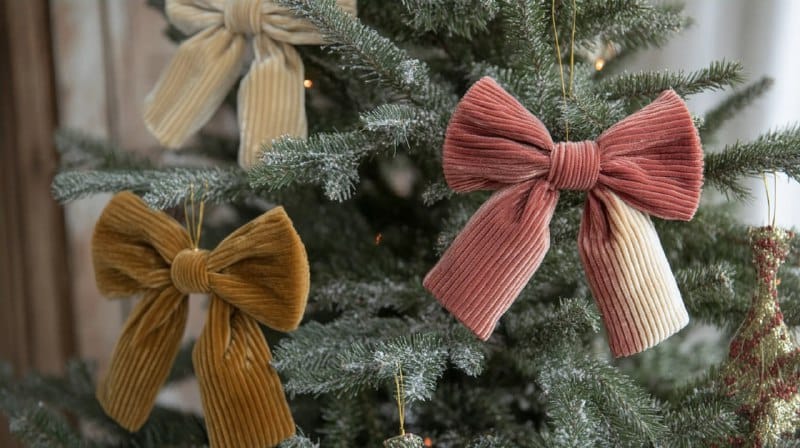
[144, 0, 357, 168]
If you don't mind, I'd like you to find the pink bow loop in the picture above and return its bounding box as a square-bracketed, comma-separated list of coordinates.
[425, 77, 703, 357]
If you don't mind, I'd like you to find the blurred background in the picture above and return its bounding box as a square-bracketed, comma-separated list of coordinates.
[0, 0, 798, 446]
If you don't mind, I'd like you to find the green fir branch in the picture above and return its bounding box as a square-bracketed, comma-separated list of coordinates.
[277, 0, 453, 109]
[468, 434, 524, 448]
[504, 299, 600, 376]
[664, 392, 739, 448]
[250, 104, 440, 201]
[499, 0, 550, 72]
[319, 396, 365, 447]
[562, 90, 627, 139]
[569, 0, 688, 54]
[360, 103, 444, 150]
[700, 77, 774, 141]
[602, 60, 744, 105]
[249, 132, 370, 201]
[539, 354, 669, 447]
[52, 168, 248, 209]
[703, 126, 800, 199]
[677, 264, 744, 326]
[398, 0, 499, 38]
[275, 317, 482, 401]
[279, 434, 320, 448]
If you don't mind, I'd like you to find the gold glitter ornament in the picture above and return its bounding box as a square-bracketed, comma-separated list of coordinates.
[722, 226, 800, 447]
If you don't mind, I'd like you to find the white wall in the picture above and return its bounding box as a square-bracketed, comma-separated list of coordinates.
[627, 0, 800, 227]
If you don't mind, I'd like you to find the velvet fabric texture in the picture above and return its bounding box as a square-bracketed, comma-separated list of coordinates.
[92, 192, 310, 447]
[424, 77, 704, 357]
[144, 0, 357, 168]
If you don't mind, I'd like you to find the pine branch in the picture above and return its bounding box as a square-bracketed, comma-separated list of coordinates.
[664, 392, 739, 448]
[468, 434, 524, 448]
[312, 276, 425, 314]
[277, 0, 453, 109]
[421, 180, 452, 205]
[398, 0, 499, 38]
[562, 90, 626, 140]
[286, 330, 449, 402]
[499, 0, 551, 72]
[319, 396, 365, 447]
[569, 0, 688, 54]
[279, 434, 320, 448]
[504, 299, 600, 376]
[677, 264, 744, 326]
[700, 77, 774, 141]
[539, 354, 669, 446]
[602, 60, 744, 105]
[52, 167, 247, 208]
[0, 361, 208, 447]
[248, 132, 370, 202]
[703, 126, 800, 199]
[275, 317, 482, 401]
[360, 103, 444, 150]
[249, 104, 440, 201]
[5, 402, 88, 448]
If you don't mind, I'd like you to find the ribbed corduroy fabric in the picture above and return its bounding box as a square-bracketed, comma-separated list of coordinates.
[92, 191, 310, 447]
[424, 77, 703, 357]
[144, 0, 357, 168]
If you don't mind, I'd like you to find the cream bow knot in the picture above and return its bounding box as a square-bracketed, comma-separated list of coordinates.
[144, 0, 357, 168]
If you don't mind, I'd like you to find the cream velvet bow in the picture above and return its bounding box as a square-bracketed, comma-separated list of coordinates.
[144, 0, 357, 167]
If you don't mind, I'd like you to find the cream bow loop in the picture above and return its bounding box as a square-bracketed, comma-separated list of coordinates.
[92, 191, 310, 447]
[145, 0, 357, 168]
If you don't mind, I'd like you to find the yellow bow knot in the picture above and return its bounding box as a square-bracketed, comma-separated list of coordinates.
[145, 0, 357, 168]
[171, 248, 211, 293]
[92, 191, 310, 447]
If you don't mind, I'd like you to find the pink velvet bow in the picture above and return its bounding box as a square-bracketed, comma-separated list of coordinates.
[424, 77, 704, 357]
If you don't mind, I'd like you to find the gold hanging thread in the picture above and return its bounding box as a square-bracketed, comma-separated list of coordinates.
[550, 0, 578, 140]
[383, 363, 425, 447]
[183, 182, 208, 249]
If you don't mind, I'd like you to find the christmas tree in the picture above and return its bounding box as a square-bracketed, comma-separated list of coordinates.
[3, 0, 800, 446]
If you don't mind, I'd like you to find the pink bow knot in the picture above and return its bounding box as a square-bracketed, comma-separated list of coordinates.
[424, 77, 704, 357]
[548, 141, 601, 190]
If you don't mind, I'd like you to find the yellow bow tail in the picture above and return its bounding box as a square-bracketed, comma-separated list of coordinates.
[238, 36, 307, 168]
[194, 299, 294, 446]
[143, 26, 246, 150]
[97, 288, 189, 430]
[196, 205, 310, 446]
[92, 192, 193, 430]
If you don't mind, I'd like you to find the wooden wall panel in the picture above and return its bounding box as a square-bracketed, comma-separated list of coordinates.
[0, 0, 77, 445]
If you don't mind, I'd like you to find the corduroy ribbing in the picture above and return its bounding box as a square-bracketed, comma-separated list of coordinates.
[195, 298, 295, 447]
[424, 182, 558, 339]
[580, 190, 688, 357]
[424, 77, 702, 357]
[92, 192, 310, 446]
[144, 0, 357, 169]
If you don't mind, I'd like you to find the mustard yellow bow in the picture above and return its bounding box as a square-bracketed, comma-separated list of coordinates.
[144, 0, 357, 168]
[92, 191, 309, 447]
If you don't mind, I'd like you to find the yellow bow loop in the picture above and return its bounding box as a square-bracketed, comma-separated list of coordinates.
[92, 192, 310, 447]
[145, 0, 357, 168]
